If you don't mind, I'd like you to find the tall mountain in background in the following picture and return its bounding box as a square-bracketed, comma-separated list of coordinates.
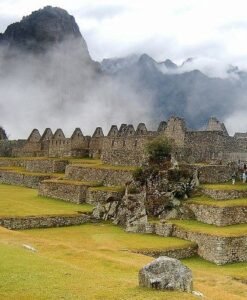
[0, 6, 246, 137]
[101, 54, 247, 128]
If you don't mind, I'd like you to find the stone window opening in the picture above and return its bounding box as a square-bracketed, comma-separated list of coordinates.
[134, 139, 138, 147]
[112, 140, 115, 147]
[123, 140, 126, 147]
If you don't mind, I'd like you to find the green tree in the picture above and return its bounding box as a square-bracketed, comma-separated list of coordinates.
[145, 137, 172, 165]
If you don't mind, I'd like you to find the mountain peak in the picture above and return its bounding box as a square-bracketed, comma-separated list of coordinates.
[161, 59, 178, 69]
[0, 6, 89, 54]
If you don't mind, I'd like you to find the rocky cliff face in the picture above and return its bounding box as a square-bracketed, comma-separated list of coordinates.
[0, 6, 90, 57]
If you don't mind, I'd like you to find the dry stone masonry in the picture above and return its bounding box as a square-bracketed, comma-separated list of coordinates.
[2, 116, 247, 168]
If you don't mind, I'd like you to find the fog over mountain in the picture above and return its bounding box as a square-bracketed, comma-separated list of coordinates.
[0, 6, 247, 139]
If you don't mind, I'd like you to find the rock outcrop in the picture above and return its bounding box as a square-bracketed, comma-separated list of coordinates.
[92, 192, 148, 229]
[139, 256, 193, 292]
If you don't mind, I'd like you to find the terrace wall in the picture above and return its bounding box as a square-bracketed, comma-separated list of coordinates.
[65, 165, 133, 186]
[0, 170, 50, 188]
[0, 214, 92, 230]
[186, 203, 247, 226]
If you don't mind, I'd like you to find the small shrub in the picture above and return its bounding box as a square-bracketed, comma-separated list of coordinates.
[145, 137, 172, 165]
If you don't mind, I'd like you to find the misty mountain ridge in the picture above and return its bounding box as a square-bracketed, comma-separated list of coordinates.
[0, 6, 246, 138]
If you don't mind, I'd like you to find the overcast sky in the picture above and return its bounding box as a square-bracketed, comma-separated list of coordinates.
[1, 0, 247, 64]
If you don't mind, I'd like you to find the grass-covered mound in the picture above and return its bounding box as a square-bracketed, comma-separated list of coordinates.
[0, 184, 93, 216]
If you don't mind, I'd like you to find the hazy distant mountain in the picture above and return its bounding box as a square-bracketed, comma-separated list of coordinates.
[1, 6, 247, 137]
[100, 53, 247, 128]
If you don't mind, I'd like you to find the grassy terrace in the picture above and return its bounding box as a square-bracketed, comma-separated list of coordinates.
[0, 184, 93, 216]
[202, 183, 247, 191]
[187, 195, 247, 207]
[168, 220, 247, 237]
[43, 178, 102, 187]
[71, 162, 136, 171]
[0, 166, 65, 178]
[0, 224, 246, 299]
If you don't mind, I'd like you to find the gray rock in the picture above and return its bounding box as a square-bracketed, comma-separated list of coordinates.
[139, 256, 193, 292]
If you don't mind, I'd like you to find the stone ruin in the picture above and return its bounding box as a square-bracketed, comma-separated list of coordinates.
[1, 116, 247, 166]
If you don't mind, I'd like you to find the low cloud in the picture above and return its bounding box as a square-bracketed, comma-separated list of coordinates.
[0, 38, 155, 139]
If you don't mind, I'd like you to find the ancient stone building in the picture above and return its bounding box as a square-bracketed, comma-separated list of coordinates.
[4, 116, 247, 165]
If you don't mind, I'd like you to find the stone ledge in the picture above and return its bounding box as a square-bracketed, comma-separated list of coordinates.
[202, 188, 247, 200]
[65, 165, 133, 186]
[0, 213, 95, 230]
[185, 203, 247, 226]
[132, 244, 198, 260]
[0, 170, 51, 188]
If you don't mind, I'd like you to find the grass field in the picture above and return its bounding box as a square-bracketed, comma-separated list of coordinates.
[168, 220, 247, 237]
[0, 184, 93, 216]
[203, 183, 247, 191]
[188, 195, 247, 207]
[0, 224, 246, 300]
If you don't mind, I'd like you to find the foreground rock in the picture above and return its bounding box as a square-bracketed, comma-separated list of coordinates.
[139, 256, 193, 292]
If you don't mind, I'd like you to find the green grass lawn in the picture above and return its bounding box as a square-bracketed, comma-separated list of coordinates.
[0, 184, 93, 216]
[0, 224, 246, 300]
[43, 178, 102, 187]
[72, 162, 136, 171]
[202, 183, 247, 191]
[187, 195, 247, 207]
[168, 220, 247, 237]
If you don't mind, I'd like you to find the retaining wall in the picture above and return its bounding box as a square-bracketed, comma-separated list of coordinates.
[131, 222, 247, 264]
[132, 244, 197, 260]
[0, 170, 50, 188]
[0, 214, 92, 230]
[65, 165, 133, 186]
[202, 188, 247, 200]
[25, 159, 68, 173]
[39, 180, 92, 204]
[186, 203, 247, 226]
[87, 188, 125, 205]
[172, 226, 247, 265]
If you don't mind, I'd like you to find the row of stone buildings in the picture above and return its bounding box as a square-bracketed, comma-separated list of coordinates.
[1, 117, 247, 166]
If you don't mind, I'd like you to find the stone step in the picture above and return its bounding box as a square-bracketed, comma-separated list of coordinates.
[134, 220, 247, 265]
[0, 213, 94, 230]
[38, 179, 101, 204]
[201, 183, 247, 200]
[184, 197, 247, 226]
[39, 179, 125, 205]
[0, 168, 51, 188]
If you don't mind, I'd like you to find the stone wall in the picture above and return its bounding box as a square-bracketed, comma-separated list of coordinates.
[198, 165, 234, 183]
[202, 188, 247, 200]
[38, 180, 92, 204]
[0, 213, 92, 230]
[87, 188, 125, 205]
[132, 244, 197, 260]
[65, 165, 133, 186]
[25, 159, 68, 173]
[0, 159, 23, 167]
[131, 222, 247, 264]
[0, 170, 50, 188]
[172, 226, 247, 265]
[186, 203, 247, 226]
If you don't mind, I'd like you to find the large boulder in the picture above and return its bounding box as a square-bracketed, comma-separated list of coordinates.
[139, 256, 193, 292]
